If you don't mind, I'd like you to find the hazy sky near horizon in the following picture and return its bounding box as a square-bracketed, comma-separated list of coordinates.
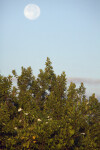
[0, 0, 100, 97]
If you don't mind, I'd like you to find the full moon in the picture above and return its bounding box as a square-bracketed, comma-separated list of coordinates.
[24, 4, 40, 20]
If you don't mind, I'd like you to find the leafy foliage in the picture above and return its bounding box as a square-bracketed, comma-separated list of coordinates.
[0, 58, 100, 150]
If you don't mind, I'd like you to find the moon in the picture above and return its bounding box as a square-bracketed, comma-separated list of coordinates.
[24, 4, 40, 20]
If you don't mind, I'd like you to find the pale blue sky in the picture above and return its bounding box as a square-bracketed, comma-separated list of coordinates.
[0, 0, 100, 97]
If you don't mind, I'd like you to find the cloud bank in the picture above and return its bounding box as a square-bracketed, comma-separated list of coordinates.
[67, 77, 100, 85]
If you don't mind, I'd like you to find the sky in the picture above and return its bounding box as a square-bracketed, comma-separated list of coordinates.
[0, 0, 100, 98]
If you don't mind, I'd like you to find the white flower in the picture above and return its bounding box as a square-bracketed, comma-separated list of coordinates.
[14, 127, 17, 130]
[19, 120, 22, 123]
[37, 118, 41, 122]
[24, 112, 28, 115]
[86, 101, 89, 105]
[81, 133, 85, 135]
[46, 122, 48, 124]
[18, 108, 23, 112]
[47, 116, 50, 119]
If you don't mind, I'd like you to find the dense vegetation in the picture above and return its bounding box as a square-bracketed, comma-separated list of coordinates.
[0, 58, 100, 150]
